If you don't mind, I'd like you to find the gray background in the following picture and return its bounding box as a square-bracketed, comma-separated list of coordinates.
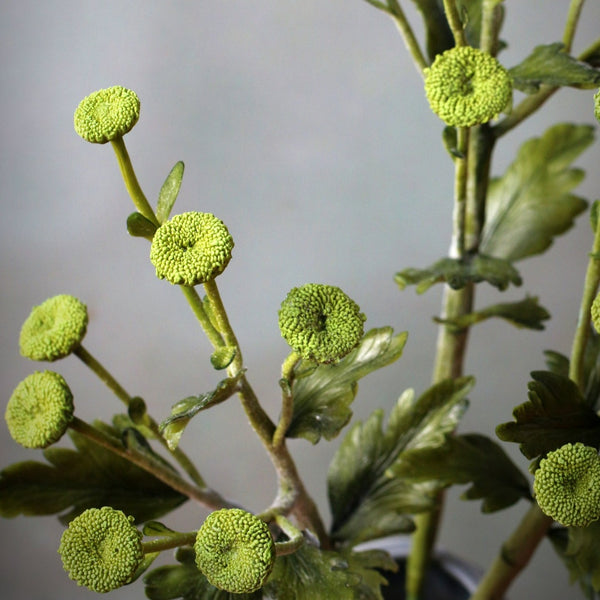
[1, 1, 600, 598]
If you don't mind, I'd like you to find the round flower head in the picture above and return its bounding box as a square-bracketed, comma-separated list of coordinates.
[19, 294, 88, 362]
[534, 442, 600, 527]
[278, 283, 366, 364]
[424, 46, 512, 127]
[150, 212, 234, 286]
[194, 508, 275, 593]
[59, 507, 143, 593]
[74, 86, 140, 144]
[5, 371, 74, 449]
[595, 89, 600, 124]
[592, 292, 600, 333]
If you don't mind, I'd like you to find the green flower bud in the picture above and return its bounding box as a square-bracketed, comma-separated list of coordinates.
[194, 508, 275, 593]
[534, 442, 600, 527]
[592, 292, 600, 333]
[59, 507, 143, 593]
[150, 212, 234, 286]
[594, 88, 600, 124]
[19, 294, 88, 362]
[74, 86, 140, 144]
[278, 283, 366, 364]
[424, 46, 512, 127]
[5, 371, 74, 448]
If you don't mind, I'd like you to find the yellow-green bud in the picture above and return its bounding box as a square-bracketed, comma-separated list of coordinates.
[595, 89, 600, 124]
[424, 46, 512, 127]
[5, 371, 74, 448]
[74, 86, 140, 144]
[150, 212, 234, 286]
[534, 442, 600, 527]
[19, 294, 88, 362]
[194, 508, 275, 593]
[278, 283, 366, 364]
[59, 507, 143, 593]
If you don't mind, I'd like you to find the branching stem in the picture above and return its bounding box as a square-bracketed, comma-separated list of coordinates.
[386, 0, 429, 74]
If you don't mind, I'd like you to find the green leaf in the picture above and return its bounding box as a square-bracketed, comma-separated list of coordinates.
[0, 426, 187, 523]
[157, 161, 185, 224]
[390, 433, 531, 512]
[509, 43, 600, 94]
[549, 523, 600, 596]
[160, 373, 242, 450]
[210, 346, 237, 370]
[127, 211, 158, 239]
[328, 378, 472, 545]
[395, 253, 522, 293]
[287, 328, 408, 443]
[435, 296, 550, 331]
[496, 371, 600, 461]
[144, 546, 263, 600]
[480, 123, 592, 262]
[264, 543, 395, 600]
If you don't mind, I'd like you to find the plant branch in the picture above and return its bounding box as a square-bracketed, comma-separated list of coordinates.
[386, 0, 429, 74]
[442, 0, 467, 47]
[142, 531, 197, 554]
[562, 0, 586, 53]
[180, 285, 225, 349]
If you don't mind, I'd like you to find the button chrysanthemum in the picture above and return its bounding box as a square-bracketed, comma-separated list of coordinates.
[19, 294, 88, 362]
[424, 46, 512, 127]
[5, 371, 74, 448]
[534, 442, 600, 527]
[74, 86, 140, 144]
[194, 508, 275, 593]
[59, 507, 144, 593]
[150, 212, 234, 286]
[278, 283, 366, 364]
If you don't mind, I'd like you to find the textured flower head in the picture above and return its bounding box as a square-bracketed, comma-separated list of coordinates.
[74, 86, 140, 144]
[20, 294, 88, 362]
[150, 212, 234, 286]
[59, 506, 143, 593]
[278, 283, 366, 364]
[5, 371, 74, 448]
[534, 442, 600, 527]
[425, 46, 512, 127]
[194, 508, 275, 593]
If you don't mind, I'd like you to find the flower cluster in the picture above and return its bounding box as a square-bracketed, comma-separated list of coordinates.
[533, 442, 600, 527]
[150, 212, 234, 286]
[194, 508, 275, 593]
[278, 283, 365, 364]
[59, 507, 144, 593]
[424, 46, 512, 127]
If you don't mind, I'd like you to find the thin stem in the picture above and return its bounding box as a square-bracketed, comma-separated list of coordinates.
[386, 0, 429, 74]
[273, 514, 305, 557]
[273, 352, 301, 448]
[480, 0, 504, 55]
[180, 285, 225, 349]
[442, 0, 467, 47]
[449, 128, 470, 258]
[562, 0, 586, 53]
[110, 137, 159, 226]
[142, 531, 197, 554]
[579, 36, 600, 62]
[68, 416, 230, 510]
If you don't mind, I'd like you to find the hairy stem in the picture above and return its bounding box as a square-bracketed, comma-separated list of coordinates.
[386, 0, 429, 74]
[273, 352, 301, 448]
[442, 0, 467, 47]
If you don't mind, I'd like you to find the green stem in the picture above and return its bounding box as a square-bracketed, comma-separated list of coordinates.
[273, 352, 301, 448]
[273, 514, 305, 557]
[142, 531, 197, 554]
[449, 128, 470, 258]
[68, 416, 230, 510]
[442, 0, 467, 47]
[562, 0, 586, 53]
[480, 0, 504, 55]
[386, 0, 429, 74]
[180, 285, 225, 349]
[110, 137, 159, 226]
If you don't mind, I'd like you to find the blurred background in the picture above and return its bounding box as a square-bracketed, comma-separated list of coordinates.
[1, 1, 600, 598]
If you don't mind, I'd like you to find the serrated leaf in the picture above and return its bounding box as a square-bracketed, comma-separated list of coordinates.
[157, 161, 185, 224]
[435, 296, 550, 331]
[480, 123, 592, 262]
[144, 546, 262, 600]
[287, 328, 408, 443]
[127, 211, 158, 239]
[328, 378, 472, 546]
[509, 43, 600, 94]
[496, 371, 600, 460]
[395, 253, 522, 293]
[0, 426, 186, 523]
[390, 433, 531, 512]
[160, 374, 242, 450]
[549, 523, 600, 596]
[264, 542, 394, 600]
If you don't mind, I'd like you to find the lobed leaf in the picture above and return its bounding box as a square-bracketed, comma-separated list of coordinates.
[328, 378, 472, 545]
[480, 123, 592, 262]
[390, 433, 532, 512]
[287, 328, 408, 443]
[509, 43, 600, 94]
[0, 425, 187, 523]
